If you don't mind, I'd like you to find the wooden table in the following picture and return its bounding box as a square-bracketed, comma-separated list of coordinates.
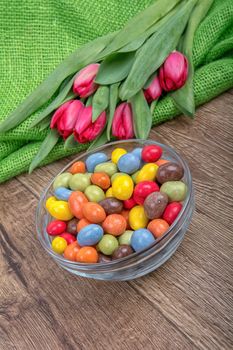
[1, 92, 232, 350]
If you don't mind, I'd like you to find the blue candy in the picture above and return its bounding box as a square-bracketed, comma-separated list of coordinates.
[86, 152, 108, 173]
[131, 148, 143, 159]
[77, 224, 104, 246]
[54, 187, 73, 201]
[131, 229, 155, 252]
[117, 153, 141, 174]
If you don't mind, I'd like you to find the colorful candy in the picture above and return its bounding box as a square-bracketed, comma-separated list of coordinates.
[129, 205, 148, 230]
[84, 185, 105, 202]
[102, 214, 127, 236]
[143, 192, 168, 219]
[86, 152, 108, 172]
[131, 229, 155, 252]
[46, 220, 67, 236]
[77, 224, 104, 246]
[117, 153, 141, 174]
[45, 143, 188, 263]
[112, 174, 134, 200]
[111, 148, 127, 164]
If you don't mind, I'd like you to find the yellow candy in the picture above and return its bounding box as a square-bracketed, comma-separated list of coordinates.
[112, 174, 134, 200]
[111, 148, 127, 164]
[106, 187, 113, 197]
[46, 196, 57, 211]
[52, 237, 67, 254]
[136, 163, 158, 183]
[47, 200, 74, 221]
[129, 205, 149, 230]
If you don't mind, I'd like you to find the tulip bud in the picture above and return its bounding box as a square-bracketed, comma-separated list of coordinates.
[112, 102, 134, 140]
[73, 63, 100, 98]
[50, 100, 83, 139]
[159, 51, 188, 92]
[74, 106, 106, 143]
[144, 75, 162, 103]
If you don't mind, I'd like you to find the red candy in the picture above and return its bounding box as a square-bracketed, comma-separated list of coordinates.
[46, 220, 67, 236]
[59, 233, 77, 244]
[142, 145, 162, 162]
[123, 197, 136, 210]
[133, 181, 159, 205]
[163, 202, 182, 225]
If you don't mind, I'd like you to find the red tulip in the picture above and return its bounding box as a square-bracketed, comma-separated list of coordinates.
[112, 102, 134, 140]
[144, 75, 162, 103]
[50, 100, 83, 139]
[74, 106, 106, 143]
[73, 63, 99, 98]
[159, 51, 188, 92]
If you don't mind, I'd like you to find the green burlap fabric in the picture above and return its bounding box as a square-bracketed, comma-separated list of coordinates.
[0, 0, 233, 183]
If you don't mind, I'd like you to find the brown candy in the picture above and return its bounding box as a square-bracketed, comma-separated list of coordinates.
[98, 253, 112, 263]
[156, 162, 184, 184]
[144, 192, 168, 219]
[66, 218, 79, 235]
[112, 245, 133, 260]
[99, 197, 123, 215]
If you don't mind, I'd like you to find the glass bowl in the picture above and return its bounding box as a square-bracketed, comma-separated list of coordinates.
[36, 139, 194, 281]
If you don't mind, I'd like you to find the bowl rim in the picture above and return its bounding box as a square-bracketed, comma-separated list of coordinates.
[36, 139, 193, 268]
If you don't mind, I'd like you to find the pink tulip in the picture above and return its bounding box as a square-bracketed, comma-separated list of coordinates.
[112, 102, 134, 140]
[144, 75, 162, 103]
[159, 51, 188, 92]
[74, 106, 106, 143]
[50, 100, 83, 139]
[73, 63, 100, 98]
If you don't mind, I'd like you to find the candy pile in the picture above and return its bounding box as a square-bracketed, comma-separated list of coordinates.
[46, 145, 187, 263]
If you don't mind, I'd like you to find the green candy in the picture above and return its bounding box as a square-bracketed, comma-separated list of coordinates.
[118, 230, 133, 245]
[94, 162, 118, 177]
[132, 170, 140, 184]
[98, 234, 119, 255]
[53, 172, 72, 190]
[160, 181, 188, 202]
[69, 173, 90, 191]
[84, 185, 105, 202]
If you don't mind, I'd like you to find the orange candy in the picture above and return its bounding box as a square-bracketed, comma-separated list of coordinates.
[120, 209, 131, 230]
[91, 172, 111, 190]
[155, 159, 169, 167]
[69, 161, 86, 174]
[76, 246, 98, 263]
[82, 202, 106, 223]
[77, 218, 91, 232]
[102, 214, 127, 236]
[64, 241, 81, 261]
[68, 191, 88, 219]
[147, 219, 169, 238]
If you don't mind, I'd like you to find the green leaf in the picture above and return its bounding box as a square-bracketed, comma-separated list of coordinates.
[0, 31, 116, 133]
[92, 86, 109, 122]
[88, 128, 108, 151]
[86, 95, 93, 106]
[171, 0, 214, 117]
[29, 129, 60, 173]
[101, 0, 182, 56]
[64, 134, 78, 150]
[144, 71, 158, 89]
[130, 90, 152, 139]
[150, 99, 158, 115]
[38, 116, 51, 131]
[120, 0, 197, 100]
[95, 52, 135, 85]
[107, 83, 119, 141]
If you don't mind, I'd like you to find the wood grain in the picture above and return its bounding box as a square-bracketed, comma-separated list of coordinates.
[0, 92, 232, 350]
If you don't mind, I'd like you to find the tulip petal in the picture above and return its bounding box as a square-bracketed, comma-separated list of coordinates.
[75, 105, 92, 134]
[50, 100, 73, 128]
